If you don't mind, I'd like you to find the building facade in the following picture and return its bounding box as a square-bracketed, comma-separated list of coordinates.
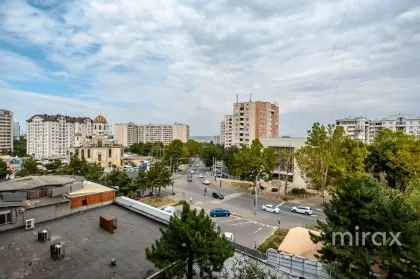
[26, 114, 110, 159]
[0, 109, 13, 152]
[336, 114, 420, 143]
[138, 123, 190, 144]
[13, 122, 20, 139]
[69, 133, 124, 168]
[114, 122, 139, 147]
[220, 115, 233, 147]
[220, 101, 279, 147]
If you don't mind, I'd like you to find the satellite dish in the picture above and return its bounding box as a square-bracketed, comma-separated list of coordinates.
[9, 174, 15, 180]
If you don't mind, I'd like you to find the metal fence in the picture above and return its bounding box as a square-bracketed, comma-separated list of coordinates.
[229, 241, 267, 260]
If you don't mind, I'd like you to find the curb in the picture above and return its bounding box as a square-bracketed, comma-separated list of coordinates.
[230, 213, 243, 218]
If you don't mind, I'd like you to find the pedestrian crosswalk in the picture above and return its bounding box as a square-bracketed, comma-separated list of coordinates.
[210, 193, 243, 204]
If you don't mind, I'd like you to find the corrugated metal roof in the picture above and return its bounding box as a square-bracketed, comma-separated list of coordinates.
[0, 175, 77, 191]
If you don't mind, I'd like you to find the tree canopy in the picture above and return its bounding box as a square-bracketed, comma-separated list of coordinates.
[162, 139, 189, 166]
[146, 161, 173, 194]
[294, 123, 368, 201]
[312, 175, 420, 278]
[145, 203, 235, 279]
[185, 139, 202, 157]
[230, 139, 276, 184]
[16, 157, 42, 177]
[126, 141, 164, 157]
[0, 160, 10, 179]
[198, 144, 223, 167]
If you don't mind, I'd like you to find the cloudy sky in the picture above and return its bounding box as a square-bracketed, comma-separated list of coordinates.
[1, 0, 419, 136]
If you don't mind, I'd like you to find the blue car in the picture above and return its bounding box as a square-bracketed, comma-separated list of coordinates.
[210, 208, 230, 217]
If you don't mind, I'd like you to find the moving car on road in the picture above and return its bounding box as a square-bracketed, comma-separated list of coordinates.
[198, 174, 204, 178]
[210, 208, 230, 217]
[202, 179, 210, 185]
[190, 170, 195, 174]
[261, 204, 280, 214]
[291, 205, 313, 215]
[212, 192, 224, 199]
[187, 176, 192, 182]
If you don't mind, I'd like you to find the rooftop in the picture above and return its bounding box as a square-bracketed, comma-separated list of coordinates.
[0, 176, 77, 192]
[260, 137, 306, 148]
[0, 204, 165, 279]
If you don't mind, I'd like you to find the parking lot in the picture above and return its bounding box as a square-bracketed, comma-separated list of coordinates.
[211, 215, 278, 248]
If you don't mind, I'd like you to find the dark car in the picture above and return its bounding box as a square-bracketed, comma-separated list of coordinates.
[187, 177, 192, 182]
[212, 192, 224, 199]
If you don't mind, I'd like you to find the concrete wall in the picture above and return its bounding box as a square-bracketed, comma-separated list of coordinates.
[2, 192, 27, 202]
[0, 200, 113, 232]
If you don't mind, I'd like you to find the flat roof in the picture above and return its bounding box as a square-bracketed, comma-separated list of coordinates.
[260, 137, 306, 148]
[0, 175, 77, 191]
[0, 204, 165, 279]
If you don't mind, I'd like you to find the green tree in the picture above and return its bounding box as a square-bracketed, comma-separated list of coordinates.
[365, 129, 413, 191]
[147, 161, 173, 195]
[131, 168, 149, 197]
[276, 147, 294, 194]
[230, 139, 276, 185]
[145, 203, 235, 279]
[185, 139, 202, 157]
[405, 179, 420, 216]
[17, 157, 42, 176]
[163, 140, 189, 167]
[44, 159, 63, 171]
[0, 160, 11, 178]
[102, 169, 131, 189]
[295, 123, 368, 202]
[12, 136, 28, 157]
[222, 146, 239, 173]
[84, 162, 104, 181]
[312, 175, 420, 278]
[199, 144, 223, 167]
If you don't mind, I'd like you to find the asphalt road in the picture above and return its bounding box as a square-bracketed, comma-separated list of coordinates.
[171, 158, 326, 248]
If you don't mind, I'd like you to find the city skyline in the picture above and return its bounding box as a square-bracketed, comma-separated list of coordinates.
[1, 1, 419, 136]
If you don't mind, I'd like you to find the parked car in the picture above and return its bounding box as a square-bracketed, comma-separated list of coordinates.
[261, 204, 280, 214]
[291, 205, 313, 215]
[210, 208, 230, 217]
[217, 173, 228, 178]
[198, 174, 204, 178]
[202, 179, 210, 185]
[212, 192, 224, 199]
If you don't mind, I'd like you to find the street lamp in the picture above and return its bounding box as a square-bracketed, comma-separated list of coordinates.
[254, 166, 264, 215]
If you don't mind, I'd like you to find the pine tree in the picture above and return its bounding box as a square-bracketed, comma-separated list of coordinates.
[145, 204, 235, 279]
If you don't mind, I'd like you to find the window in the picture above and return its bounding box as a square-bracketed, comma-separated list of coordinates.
[0, 210, 12, 225]
[81, 149, 85, 158]
[87, 149, 91, 158]
[98, 154, 102, 162]
[82, 200, 87, 206]
[108, 149, 112, 157]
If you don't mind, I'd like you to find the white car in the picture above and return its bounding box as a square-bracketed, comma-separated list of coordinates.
[198, 174, 204, 178]
[261, 204, 280, 214]
[224, 232, 234, 242]
[291, 205, 313, 215]
[202, 179, 210, 185]
[190, 170, 195, 174]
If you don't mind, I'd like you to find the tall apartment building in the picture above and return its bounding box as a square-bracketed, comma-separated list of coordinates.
[114, 122, 139, 147]
[336, 114, 420, 143]
[13, 122, 20, 139]
[137, 123, 190, 144]
[221, 101, 279, 147]
[27, 114, 109, 159]
[0, 109, 13, 152]
[220, 115, 233, 147]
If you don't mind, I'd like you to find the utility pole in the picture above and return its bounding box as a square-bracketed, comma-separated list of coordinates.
[170, 157, 172, 177]
[254, 166, 263, 215]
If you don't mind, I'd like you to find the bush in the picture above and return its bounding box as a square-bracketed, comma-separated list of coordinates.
[291, 188, 306, 195]
[174, 200, 188, 206]
[271, 188, 279, 192]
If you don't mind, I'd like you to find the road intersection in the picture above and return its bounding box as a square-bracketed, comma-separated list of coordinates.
[168, 158, 327, 248]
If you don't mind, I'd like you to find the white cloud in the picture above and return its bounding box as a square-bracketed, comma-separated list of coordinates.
[1, 0, 420, 136]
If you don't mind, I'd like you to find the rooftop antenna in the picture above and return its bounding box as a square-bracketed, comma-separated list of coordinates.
[236, 94, 238, 104]
[249, 92, 252, 102]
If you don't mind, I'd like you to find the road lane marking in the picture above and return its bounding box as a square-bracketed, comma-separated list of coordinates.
[276, 202, 285, 208]
[254, 228, 262, 233]
[230, 221, 253, 226]
[221, 218, 242, 222]
[210, 193, 243, 204]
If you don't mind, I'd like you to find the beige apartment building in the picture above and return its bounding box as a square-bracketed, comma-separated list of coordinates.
[336, 113, 420, 143]
[113, 123, 190, 145]
[220, 115, 233, 147]
[221, 101, 279, 147]
[0, 109, 13, 152]
[114, 122, 139, 147]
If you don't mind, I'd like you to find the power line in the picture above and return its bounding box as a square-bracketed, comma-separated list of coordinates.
[330, 0, 357, 118]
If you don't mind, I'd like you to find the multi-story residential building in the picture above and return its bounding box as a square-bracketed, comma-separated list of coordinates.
[229, 101, 279, 146]
[336, 114, 420, 143]
[13, 122, 20, 139]
[220, 115, 233, 147]
[0, 109, 13, 152]
[211, 136, 220, 144]
[137, 123, 190, 144]
[26, 114, 109, 159]
[114, 122, 139, 147]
